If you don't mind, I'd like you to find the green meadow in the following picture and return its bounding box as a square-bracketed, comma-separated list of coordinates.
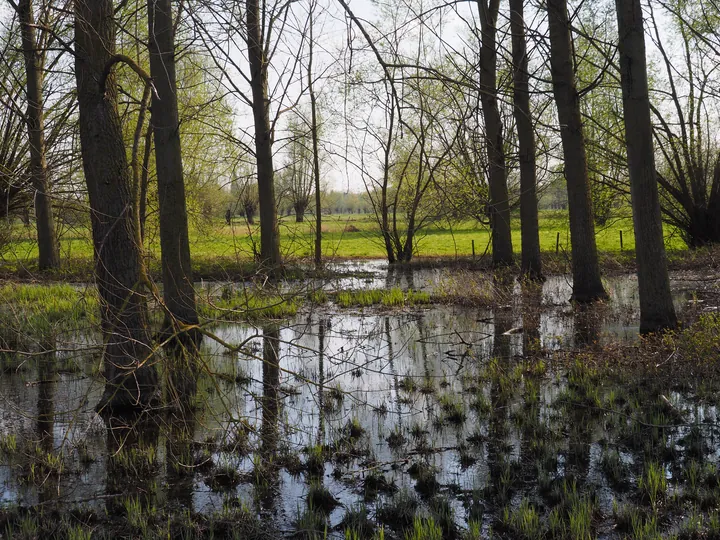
[0, 210, 689, 273]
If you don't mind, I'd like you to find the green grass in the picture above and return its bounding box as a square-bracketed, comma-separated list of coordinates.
[198, 287, 300, 321]
[334, 288, 430, 308]
[0, 283, 98, 336]
[0, 211, 691, 275]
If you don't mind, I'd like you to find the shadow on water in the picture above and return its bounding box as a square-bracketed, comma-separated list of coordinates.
[0, 265, 718, 537]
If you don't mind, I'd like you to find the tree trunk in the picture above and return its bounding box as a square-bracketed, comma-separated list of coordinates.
[509, 0, 542, 280]
[140, 123, 152, 242]
[308, 7, 322, 268]
[244, 202, 256, 225]
[18, 0, 59, 271]
[147, 0, 199, 336]
[247, 0, 281, 269]
[546, 0, 607, 302]
[75, 0, 158, 413]
[479, 0, 513, 267]
[615, 0, 677, 333]
[294, 201, 306, 222]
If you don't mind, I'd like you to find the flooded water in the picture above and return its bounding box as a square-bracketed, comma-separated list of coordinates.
[0, 264, 718, 537]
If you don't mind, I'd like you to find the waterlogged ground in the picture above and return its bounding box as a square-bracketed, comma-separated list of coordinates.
[0, 263, 719, 538]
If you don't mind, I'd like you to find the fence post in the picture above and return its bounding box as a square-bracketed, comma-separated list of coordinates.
[556, 232, 560, 254]
[471, 239, 476, 259]
[620, 230, 624, 251]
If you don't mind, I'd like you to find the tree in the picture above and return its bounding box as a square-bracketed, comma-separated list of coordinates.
[648, 0, 720, 247]
[509, 0, 542, 280]
[75, 0, 158, 412]
[147, 0, 199, 338]
[307, 0, 322, 267]
[15, 0, 60, 270]
[546, 0, 607, 302]
[0, 27, 31, 222]
[282, 113, 314, 223]
[247, 0, 282, 268]
[479, 0, 513, 266]
[573, 5, 629, 227]
[615, 0, 677, 333]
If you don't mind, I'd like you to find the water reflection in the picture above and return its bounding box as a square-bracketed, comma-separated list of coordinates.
[521, 282, 542, 355]
[258, 324, 280, 510]
[36, 343, 55, 504]
[105, 413, 159, 516]
[0, 268, 714, 535]
[574, 304, 601, 347]
[166, 348, 199, 509]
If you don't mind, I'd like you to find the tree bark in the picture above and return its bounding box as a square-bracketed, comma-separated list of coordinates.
[75, 0, 159, 413]
[615, 0, 677, 333]
[308, 6, 322, 268]
[18, 0, 60, 271]
[247, 0, 281, 269]
[293, 201, 307, 222]
[546, 0, 607, 302]
[479, 0, 513, 266]
[244, 201, 256, 224]
[147, 0, 199, 336]
[509, 0, 542, 280]
[140, 123, 152, 241]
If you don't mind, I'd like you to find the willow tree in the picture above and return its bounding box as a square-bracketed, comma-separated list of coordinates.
[75, 0, 158, 412]
[546, 0, 607, 302]
[615, 0, 677, 333]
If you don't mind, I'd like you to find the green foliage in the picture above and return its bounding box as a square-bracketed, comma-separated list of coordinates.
[573, 3, 628, 226]
[672, 313, 720, 364]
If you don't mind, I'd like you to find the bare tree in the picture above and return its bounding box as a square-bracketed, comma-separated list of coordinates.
[615, 0, 677, 333]
[509, 0, 542, 280]
[14, 0, 60, 270]
[546, 0, 607, 302]
[247, 0, 282, 268]
[75, 0, 158, 412]
[307, 0, 322, 267]
[479, 0, 513, 266]
[147, 0, 199, 338]
[282, 113, 314, 223]
[648, 1, 720, 247]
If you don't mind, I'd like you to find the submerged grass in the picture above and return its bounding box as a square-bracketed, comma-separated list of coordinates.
[0, 283, 98, 341]
[334, 288, 430, 308]
[0, 262, 718, 537]
[198, 286, 300, 321]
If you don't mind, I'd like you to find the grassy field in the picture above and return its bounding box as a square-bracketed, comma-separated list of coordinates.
[0, 210, 689, 275]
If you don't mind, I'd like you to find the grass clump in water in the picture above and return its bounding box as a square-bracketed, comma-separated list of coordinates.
[638, 461, 667, 509]
[404, 516, 443, 540]
[439, 393, 466, 425]
[0, 283, 98, 338]
[199, 286, 299, 321]
[340, 505, 376, 539]
[334, 288, 430, 308]
[501, 498, 542, 539]
[377, 489, 420, 532]
[306, 482, 339, 514]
